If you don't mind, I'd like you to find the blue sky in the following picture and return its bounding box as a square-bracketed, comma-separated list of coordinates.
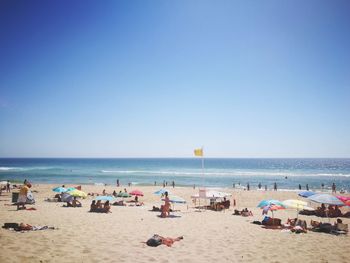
[0, 0, 349, 158]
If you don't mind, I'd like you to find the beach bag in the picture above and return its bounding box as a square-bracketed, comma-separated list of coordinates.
[3, 223, 19, 229]
[146, 235, 162, 247]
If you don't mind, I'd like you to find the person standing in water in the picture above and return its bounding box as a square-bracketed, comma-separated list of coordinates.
[273, 182, 277, 191]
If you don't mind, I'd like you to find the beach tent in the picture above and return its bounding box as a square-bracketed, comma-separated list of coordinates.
[191, 190, 231, 199]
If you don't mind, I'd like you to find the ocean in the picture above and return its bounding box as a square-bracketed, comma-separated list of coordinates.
[0, 158, 349, 192]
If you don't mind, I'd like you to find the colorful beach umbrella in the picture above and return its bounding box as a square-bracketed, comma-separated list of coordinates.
[52, 186, 67, 193]
[283, 199, 314, 218]
[67, 189, 87, 198]
[308, 194, 344, 206]
[130, 190, 144, 196]
[117, 192, 131, 198]
[95, 196, 115, 201]
[154, 189, 170, 195]
[298, 191, 317, 198]
[337, 196, 350, 206]
[257, 200, 284, 208]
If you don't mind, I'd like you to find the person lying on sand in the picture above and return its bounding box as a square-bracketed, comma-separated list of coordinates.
[3, 223, 56, 232]
[233, 208, 253, 217]
[145, 234, 183, 247]
[113, 200, 126, 206]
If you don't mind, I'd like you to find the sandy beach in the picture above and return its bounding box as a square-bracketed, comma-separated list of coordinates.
[0, 184, 349, 263]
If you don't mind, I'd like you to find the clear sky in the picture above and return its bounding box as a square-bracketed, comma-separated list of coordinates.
[0, 0, 349, 158]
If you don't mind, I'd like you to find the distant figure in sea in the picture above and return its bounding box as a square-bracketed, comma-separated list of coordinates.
[165, 181, 168, 186]
[321, 183, 324, 189]
[274, 182, 277, 191]
[265, 185, 267, 191]
[116, 179, 120, 187]
[332, 183, 336, 193]
[172, 181, 175, 188]
[233, 183, 235, 188]
[247, 183, 250, 191]
[154, 181, 156, 186]
[258, 183, 261, 189]
[298, 184, 302, 190]
[306, 184, 309, 191]
[193, 184, 196, 189]
[128, 182, 131, 187]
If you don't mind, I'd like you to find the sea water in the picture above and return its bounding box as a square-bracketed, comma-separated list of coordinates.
[0, 158, 349, 192]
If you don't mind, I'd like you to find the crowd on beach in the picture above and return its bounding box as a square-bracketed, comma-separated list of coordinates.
[1, 178, 349, 244]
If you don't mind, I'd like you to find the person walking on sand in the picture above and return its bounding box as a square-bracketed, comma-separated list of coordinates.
[332, 183, 336, 194]
[116, 179, 120, 187]
[247, 183, 250, 191]
[298, 184, 302, 190]
[258, 183, 261, 189]
[6, 181, 11, 192]
[306, 184, 309, 191]
[274, 182, 277, 191]
[172, 181, 175, 188]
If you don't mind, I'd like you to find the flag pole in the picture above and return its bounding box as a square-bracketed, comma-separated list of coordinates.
[201, 147, 204, 187]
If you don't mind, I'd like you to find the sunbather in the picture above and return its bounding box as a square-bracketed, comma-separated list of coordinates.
[145, 234, 183, 247]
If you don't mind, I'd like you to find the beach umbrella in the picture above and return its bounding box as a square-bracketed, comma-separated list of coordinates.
[154, 189, 170, 195]
[308, 194, 344, 206]
[117, 192, 131, 198]
[95, 196, 115, 201]
[67, 189, 87, 198]
[61, 192, 73, 202]
[52, 186, 67, 193]
[336, 196, 350, 206]
[130, 190, 144, 196]
[261, 204, 285, 219]
[298, 191, 317, 198]
[282, 199, 314, 218]
[166, 195, 186, 204]
[257, 200, 284, 208]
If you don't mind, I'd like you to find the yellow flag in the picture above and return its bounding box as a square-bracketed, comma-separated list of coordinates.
[194, 148, 203, 157]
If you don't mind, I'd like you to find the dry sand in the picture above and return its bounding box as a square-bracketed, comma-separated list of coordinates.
[0, 184, 349, 263]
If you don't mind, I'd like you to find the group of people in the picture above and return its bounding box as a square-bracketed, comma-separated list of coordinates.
[315, 203, 343, 217]
[90, 200, 111, 213]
